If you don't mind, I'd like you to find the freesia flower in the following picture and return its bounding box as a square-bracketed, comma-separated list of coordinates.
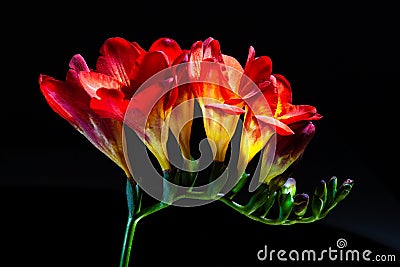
[78, 37, 186, 172]
[259, 74, 322, 183]
[39, 54, 131, 177]
[220, 46, 322, 184]
[189, 37, 246, 162]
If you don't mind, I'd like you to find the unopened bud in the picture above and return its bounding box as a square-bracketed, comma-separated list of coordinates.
[293, 193, 309, 217]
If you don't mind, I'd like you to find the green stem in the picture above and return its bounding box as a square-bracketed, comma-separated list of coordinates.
[119, 216, 139, 267]
[219, 196, 321, 225]
[119, 201, 169, 267]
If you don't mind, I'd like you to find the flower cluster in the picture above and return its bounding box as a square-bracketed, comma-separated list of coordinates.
[39, 37, 321, 187]
[40, 36, 355, 266]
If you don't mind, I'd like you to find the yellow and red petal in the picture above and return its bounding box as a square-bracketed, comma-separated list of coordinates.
[273, 74, 293, 104]
[262, 121, 316, 184]
[39, 72, 130, 176]
[169, 86, 194, 160]
[123, 80, 176, 171]
[221, 54, 244, 93]
[202, 107, 241, 162]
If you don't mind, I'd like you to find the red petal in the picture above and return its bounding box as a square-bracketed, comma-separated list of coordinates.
[39, 75, 78, 123]
[129, 82, 169, 117]
[96, 37, 145, 86]
[246, 46, 256, 65]
[78, 71, 124, 98]
[274, 74, 292, 104]
[309, 113, 323, 120]
[149, 38, 182, 65]
[69, 54, 89, 72]
[244, 55, 273, 83]
[204, 103, 245, 115]
[189, 41, 203, 62]
[132, 51, 169, 88]
[275, 121, 316, 158]
[277, 105, 318, 125]
[172, 50, 189, 65]
[221, 54, 244, 93]
[255, 115, 294, 136]
[90, 88, 129, 121]
[263, 122, 315, 183]
[224, 98, 245, 106]
[39, 73, 130, 175]
[203, 39, 223, 63]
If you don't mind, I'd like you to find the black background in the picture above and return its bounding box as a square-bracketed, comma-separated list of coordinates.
[2, 2, 399, 266]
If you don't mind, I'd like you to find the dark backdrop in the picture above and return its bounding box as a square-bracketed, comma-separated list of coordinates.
[2, 2, 399, 266]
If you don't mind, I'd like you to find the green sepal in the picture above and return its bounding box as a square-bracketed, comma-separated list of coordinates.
[334, 179, 354, 204]
[260, 191, 277, 217]
[315, 180, 327, 206]
[126, 179, 139, 218]
[230, 172, 250, 196]
[326, 176, 337, 207]
[244, 183, 270, 214]
[293, 193, 309, 217]
[311, 197, 324, 218]
[180, 159, 198, 188]
[206, 161, 227, 198]
[162, 170, 180, 204]
[278, 192, 294, 222]
[311, 180, 327, 218]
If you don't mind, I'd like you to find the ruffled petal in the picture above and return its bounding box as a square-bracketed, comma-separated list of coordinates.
[149, 38, 182, 65]
[96, 37, 145, 87]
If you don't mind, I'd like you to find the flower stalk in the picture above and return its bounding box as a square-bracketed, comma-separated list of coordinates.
[120, 179, 169, 267]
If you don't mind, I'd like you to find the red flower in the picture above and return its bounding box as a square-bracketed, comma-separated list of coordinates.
[77, 37, 186, 171]
[241, 47, 322, 183]
[188, 37, 246, 162]
[39, 54, 131, 176]
[39, 37, 187, 173]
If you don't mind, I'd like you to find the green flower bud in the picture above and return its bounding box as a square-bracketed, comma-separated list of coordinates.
[293, 193, 309, 217]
